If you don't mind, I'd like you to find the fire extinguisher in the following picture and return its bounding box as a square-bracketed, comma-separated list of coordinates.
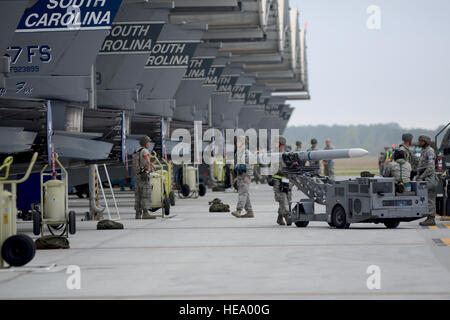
[436, 155, 443, 172]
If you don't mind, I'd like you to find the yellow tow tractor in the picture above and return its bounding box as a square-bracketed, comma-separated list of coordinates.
[148, 152, 170, 217]
[0, 153, 38, 267]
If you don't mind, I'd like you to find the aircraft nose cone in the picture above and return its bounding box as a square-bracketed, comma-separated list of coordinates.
[348, 148, 369, 158]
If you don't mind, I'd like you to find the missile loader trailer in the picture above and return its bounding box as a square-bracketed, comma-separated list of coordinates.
[278, 149, 429, 229]
[290, 177, 429, 229]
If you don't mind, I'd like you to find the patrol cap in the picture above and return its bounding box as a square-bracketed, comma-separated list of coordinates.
[418, 135, 431, 145]
[311, 138, 317, 145]
[279, 136, 286, 146]
[296, 141, 302, 146]
[402, 133, 413, 142]
[139, 135, 151, 146]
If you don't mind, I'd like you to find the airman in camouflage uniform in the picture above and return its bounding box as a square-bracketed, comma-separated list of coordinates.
[399, 133, 419, 179]
[379, 147, 390, 175]
[323, 138, 335, 179]
[132, 136, 154, 219]
[416, 135, 437, 226]
[383, 149, 412, 192]
[307, 138, 320, 175]
[399, 133, 413, 164]
[231, 136, 255, 218]
[271, 136, 292, 226]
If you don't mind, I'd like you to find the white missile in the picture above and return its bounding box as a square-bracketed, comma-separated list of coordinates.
[256, 148, 369, 164]
[302, 148, 369, 161]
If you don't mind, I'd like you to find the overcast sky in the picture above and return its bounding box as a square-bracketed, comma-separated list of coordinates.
[289, 0, 450, 129]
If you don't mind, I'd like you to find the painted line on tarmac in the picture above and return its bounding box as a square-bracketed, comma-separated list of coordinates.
[67, 242, 433, 251]
[433, 238, 450, 246]
[422, 224, 449, 229]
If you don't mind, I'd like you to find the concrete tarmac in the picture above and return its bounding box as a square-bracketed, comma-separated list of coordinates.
[1, 179, 450, 299]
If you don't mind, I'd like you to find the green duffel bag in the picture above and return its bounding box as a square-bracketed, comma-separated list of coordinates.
[97, 220, 124, 230]
[35, 236, 70, 250]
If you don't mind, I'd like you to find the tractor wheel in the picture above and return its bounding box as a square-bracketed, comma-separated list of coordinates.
[292, 204, 309, 228]
[163, 197, 170, 216]
[1, 234, 36, 267]
[295, 221, 309, 228]
[199, 183, 206, 197]
[32, 211, 41, 236]
[331, 206, 350, 229]
[181, 184, 190, 197]
[169, 191, 176, 206]
[384, 220, 400, 229]
[68, 211, 76, 235]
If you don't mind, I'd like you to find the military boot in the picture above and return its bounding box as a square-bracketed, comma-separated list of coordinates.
[142, 209, 157, 219]
[277, 214, 285, 225]
[419, 216, 436, 226]
[240, 210, 254, 218]
[135, 210, 142, 219]
[284, 214, 292, 226]
[231, 210, 242, 218]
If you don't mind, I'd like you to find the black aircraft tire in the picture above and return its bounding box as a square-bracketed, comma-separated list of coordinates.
[1, 234, 36, 267]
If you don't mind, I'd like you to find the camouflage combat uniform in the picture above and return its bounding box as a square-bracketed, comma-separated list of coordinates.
[399, 144, 412, 165]
[307, 145, 320, 175]
[417, 145, 437, 220]
[272, 152, 292, 225]
[378, 152, 385, 175]
[235, 150, 254, 214]
[133, 146, 152, 213]
[323, 145, 335, 179]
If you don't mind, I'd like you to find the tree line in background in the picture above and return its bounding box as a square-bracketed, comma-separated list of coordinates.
[283, 123, 443, 156]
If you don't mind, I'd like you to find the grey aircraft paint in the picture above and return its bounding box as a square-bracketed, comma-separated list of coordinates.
[134, 23, 205, 117]
[95, 2, 171, 110]
[1, 0, 122, 101]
